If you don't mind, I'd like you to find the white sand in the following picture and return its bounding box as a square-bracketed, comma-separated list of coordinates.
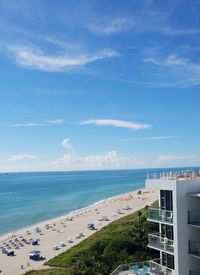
[0, 188, 158, 275]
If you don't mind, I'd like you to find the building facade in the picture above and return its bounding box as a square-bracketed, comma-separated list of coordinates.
[146, 171, 200, 275]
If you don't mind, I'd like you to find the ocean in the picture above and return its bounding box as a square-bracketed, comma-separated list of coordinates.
[0, 168, 195, 235]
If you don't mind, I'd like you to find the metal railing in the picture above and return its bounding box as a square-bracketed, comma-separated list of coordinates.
[109, 259, 175, 275]
[148, 233, 174, 253]
[188, 211, 200, 226]
[147, 170, 200, 181]
[109, 261, 150, 275]
[149, 259, 175, 275]
[189, 241, 200, 258]
[148, 208, 173, 223]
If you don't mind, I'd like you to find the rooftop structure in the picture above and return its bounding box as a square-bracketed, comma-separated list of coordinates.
[147, 170, 200, 181]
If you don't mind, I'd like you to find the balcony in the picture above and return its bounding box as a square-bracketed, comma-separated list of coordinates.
[149, 259, 175, 275]
[148, 208, 173, 224]
[109, 259, 175, 275]
[189, 241, 200, 258]
[109, 261, 150, 275]
[188, 211, 200, 227]
[148, 233, 174, 254]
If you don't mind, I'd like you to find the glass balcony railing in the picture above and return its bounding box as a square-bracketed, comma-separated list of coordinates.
[109, 261, 150, 275]
[188, 211, 200, 227]
[109, 259, 175, 275]
[190, 271, 200, 275]
[148, 208, 173, 223]
[148, 233, 174, 253]
[189, 241, 200, 258]
[149, 259, 175, 275]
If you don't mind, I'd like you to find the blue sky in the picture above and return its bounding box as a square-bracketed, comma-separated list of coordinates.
[0, 0, 200, 172]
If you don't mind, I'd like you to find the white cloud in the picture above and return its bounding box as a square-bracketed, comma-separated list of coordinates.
[6, 154, 38, 162]
[144, 53, 200, 88]
[1, 151, 200, 172]
[0, 149, 139, 172]
[44, 150, 138, 171]
[155, 154, 200, 167]
[157, 26, 200, 36]
[61, 138, 73, 151]
[7, 45, 120, 72]
[48, 119, 64, 124]
[89, 17, 135, 35]
[81, 119, 151, 130]
[12, 123, 45, 127]
[122, 135, 179, 142]
[88, 13, 199, 37]
[144, 54, 189, 67]
[12, 120, 64, 127]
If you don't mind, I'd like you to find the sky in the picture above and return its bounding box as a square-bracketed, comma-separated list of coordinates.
[0, 0, 200, 172]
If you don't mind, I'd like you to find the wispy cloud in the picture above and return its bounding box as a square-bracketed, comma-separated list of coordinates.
[81, 119, 151, 130]
[6, 45, 120, 72]
[47, 119, 64, 124]
[144, 54, 189, 67]
[12, 120, 64, 127]
[12, 123, 45, 127]
[61, 138, 74, 151]
[155, 154, 200, 167]
[144, 52, 200, 88]
[89, 17, 135, 35]
[6, 154, 38, 162]
[122, 135, 179, 142]
[157, 26, 200, 36]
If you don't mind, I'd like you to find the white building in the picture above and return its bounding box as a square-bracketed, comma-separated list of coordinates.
[146, 170, 200, 275]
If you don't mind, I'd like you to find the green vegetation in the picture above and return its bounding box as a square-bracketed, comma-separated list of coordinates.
[26, 202, 158, 275]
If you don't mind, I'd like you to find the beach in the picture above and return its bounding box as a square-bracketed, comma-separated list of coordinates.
[0, 188, 158, 275]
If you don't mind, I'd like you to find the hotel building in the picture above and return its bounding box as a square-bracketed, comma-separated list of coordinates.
[110, 170, 200, 275]
[146, 171, 200, 275]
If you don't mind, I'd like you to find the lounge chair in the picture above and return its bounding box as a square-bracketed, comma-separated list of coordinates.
[7, 251, 14, 256]
[52, 245, 59, 250]
[141, 265, 148, 274]
[133, 264, 140, 274]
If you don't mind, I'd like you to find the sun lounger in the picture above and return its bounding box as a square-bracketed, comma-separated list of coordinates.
[7, 251, 14, 256]
[53, 245, 59, 250]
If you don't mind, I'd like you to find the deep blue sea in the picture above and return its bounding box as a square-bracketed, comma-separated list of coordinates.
[0, 168, 196, 235]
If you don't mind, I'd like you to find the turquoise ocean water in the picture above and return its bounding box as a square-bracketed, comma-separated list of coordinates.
[0, 168, 194, 235]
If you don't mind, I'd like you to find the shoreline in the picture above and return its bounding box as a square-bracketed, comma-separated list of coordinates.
[0, 197, 109, 241]
[0, 188, 158, 275]
[0, 193, 131, 241]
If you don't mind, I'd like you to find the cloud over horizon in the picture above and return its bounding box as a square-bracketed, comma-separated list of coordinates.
[6, 154, 38, 162]
[155, 154, 200, 167]
[2, 151, 199, 172]
[41, 150, 138, 171]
